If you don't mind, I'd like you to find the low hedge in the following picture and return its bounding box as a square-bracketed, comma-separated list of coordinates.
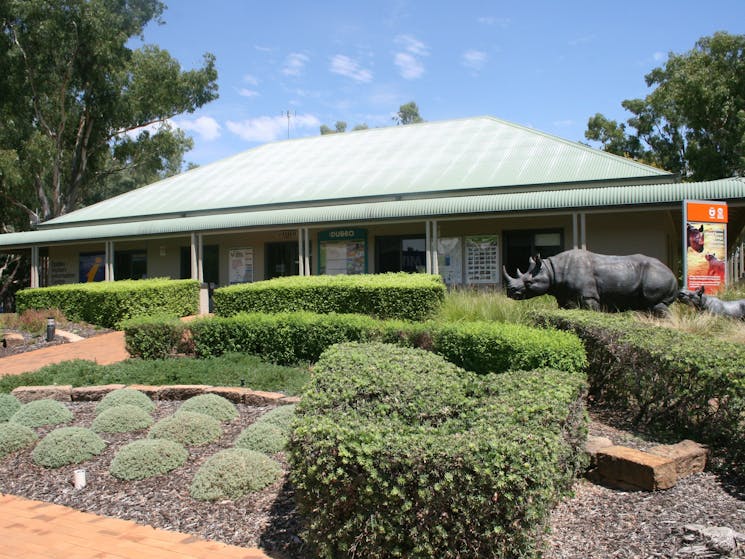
[530, 309, 745, 465]
[289, 342, 588, 558]
[16, 279, 199, 328]
[213, 273, 446, 321]
[187, 312, 587, 374]
[121, 314, 188, 359]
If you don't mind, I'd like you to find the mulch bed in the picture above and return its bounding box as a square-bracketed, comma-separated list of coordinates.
[0, 321, 112, 358]
[0, 399, 743, 558]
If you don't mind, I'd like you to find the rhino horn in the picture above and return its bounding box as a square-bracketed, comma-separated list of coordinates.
[526, 258, 536, 274]
[502, 266, 518, 283]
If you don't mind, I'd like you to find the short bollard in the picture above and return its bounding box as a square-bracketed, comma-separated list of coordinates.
[46, 317, 56, 342]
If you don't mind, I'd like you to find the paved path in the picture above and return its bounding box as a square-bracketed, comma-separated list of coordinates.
[0, 330, 272, 559]
[0, 331, 130, 376]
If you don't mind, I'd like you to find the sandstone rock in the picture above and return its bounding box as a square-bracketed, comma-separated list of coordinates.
[157, 384, 209, 400]
[2, 332, 25, 347]
[205, 386, 250, 403]
[595, 445, 677, 491]
[585, 435, 614, 466]
[244, 390, 285, 406]
[71, 384, 127, 401]
[126, 385, 163, 399]
[12, 385, 73, 403]
[648, 440, 707, 479]
[279, 396, 302, 405]
[683, 524, 745, 555]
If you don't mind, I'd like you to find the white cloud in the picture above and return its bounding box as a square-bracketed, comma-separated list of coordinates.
[395, 52, 424, 79]
[226, 114, 321, 143]
[175, 116, 222, 141]
[478, 16, 510, 27]
[243, 74, 259, 86]
[393, 34, 429, 80]
[239, 88, 260, 98]
[330, 54, 373, 83]
[462, 49, 488, 72]
[283, 52, 309, 76]
[653, 51, 666, 62]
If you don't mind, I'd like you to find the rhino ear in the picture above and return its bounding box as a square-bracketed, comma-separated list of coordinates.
[696, 286, 705, 296]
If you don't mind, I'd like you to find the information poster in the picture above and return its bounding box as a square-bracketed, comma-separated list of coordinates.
[437, 237, 463, 286]
[684, 200, 728, 294]
[465, 235, 499, 285]
[319, 229, 367, 275]
[79, 253, 105, 283]
[229, 248, 254, 284]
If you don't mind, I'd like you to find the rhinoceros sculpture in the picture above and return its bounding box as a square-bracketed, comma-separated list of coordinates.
[677, 286, 745, 320]
[502, 249, 678, 314]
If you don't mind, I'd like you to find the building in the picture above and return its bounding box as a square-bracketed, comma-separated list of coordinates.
[1, 116, 744, 301]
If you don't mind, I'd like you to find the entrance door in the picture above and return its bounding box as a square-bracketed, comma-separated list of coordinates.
[502, 230, 563, 277]
[375, 236, 426, 273]
[180, 245, 219, 285]
[265, 241, 299, 279]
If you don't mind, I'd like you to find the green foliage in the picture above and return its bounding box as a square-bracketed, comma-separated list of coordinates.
[0, 394, 21, 422]
[585, 32, 745, 179]
[15, 279, 199, 328]
[0, 354, 309, 397]
[95, 389, 155, 416]
[177, 394, 238, 422]
[149, 411, 222, 446]
[0, 308, 68, 337]
[234, 422, 287, 454]
[394, 101, 424, 125]
[0, 422, 38, 459]
[121, 314, 187, 359]
[91, 405, 154, 434]
[11, 399, 73, 428]
[189, 448, 283, 501]
[189, 311, 586, 374]
[290, 343, 587, 558]
[213, 273, 445, 321]
[257, 405, 296, 434]
[32, 427, 106, 468]
[531, 308, 745, 465]
[436, 289, 557, 324]
[109, 439, 188, 480]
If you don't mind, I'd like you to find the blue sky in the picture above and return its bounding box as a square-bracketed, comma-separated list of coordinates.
[138, 1, 745, 167]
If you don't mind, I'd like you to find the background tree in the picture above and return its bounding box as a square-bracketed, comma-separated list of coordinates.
[394, 101, 424, 125]
[585, 32, 745, 180]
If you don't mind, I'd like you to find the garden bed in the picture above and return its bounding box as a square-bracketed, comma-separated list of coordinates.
[0, 319, 112, 358]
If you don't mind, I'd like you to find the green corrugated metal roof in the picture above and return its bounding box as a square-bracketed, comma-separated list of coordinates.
[2, 178, 742, 249]
[42, 116, 671, 227]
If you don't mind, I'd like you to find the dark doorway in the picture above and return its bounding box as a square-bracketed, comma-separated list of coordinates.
[115, 250, 147, 280]
[180, 245, 219, 285]
[502, 230, 563, 277]
[265, 241, 299, 279]
[376, 236, 426, 273]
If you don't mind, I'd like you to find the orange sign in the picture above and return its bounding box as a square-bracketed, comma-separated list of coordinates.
[685, 200, 728, 223]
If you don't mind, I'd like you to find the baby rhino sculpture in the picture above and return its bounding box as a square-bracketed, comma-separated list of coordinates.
[677, 286, 745, 320]
[502, 249, 678, 315]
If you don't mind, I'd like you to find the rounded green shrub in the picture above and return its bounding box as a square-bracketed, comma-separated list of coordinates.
[148, 411, 222, 446]
[257, 404, 296, 433]
[95, 389, 155, 415]
[177, 394, 238, 422]
[11, 399, 73, 428]
[234, 422, 287, 454]
[190, 448, 282, 501]
[92, 405, 153, 434]
[110, 439, 188, 480]
[0, 394, 22, 422]
[0, 422, 39, 459]
[32, 427, 106, 468]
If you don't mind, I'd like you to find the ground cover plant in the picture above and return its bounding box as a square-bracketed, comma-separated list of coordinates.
[10, 399, 73, 427]
[0, 422, 38, 459]
[32, 427, 106, 468]
[149, 411, 223, 447]
[92, 405, 154, 433]
[110, 439, 189, 480]
[177, 394, 238, 421]
[189, 448, 283, 501]
[0, 353, 309, 396]
[96, 388, 156, 415]
[0, 394, 21, 421]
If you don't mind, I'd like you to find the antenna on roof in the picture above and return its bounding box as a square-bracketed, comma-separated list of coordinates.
[282, 109, 296, 139]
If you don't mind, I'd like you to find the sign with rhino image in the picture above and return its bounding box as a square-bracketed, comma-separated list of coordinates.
[684, 200, 728, 295]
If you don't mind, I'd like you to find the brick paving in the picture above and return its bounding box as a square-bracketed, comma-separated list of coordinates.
[0, 330, 271, 559]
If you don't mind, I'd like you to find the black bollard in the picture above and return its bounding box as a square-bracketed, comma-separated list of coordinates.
[46, 317, 55, 342]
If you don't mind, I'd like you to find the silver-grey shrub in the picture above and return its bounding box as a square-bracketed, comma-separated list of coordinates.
[32, 427, 106, 468]
[92, 405, 153, 434]
[0, 422, 38, 459]
[234, 422, 287, 454]
[258, 404, 296, 433]
[95, 389, 155, 415]
[0, 394, 21, 422]
[177, 394, 238, 422]
[148, 411, 222, 446]
[11, 399, 73, 428]
[189, 448, 282, 501]
[110, 439, 188, 480]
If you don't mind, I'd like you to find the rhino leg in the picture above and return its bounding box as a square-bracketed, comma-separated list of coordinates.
[651, 302, 671, 317]
[580, 297, 601, 311]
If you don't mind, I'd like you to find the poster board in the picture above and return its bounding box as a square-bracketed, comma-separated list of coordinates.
[79, 253, 105, 283]
[319, 229, 367, 275]
[437, 237, 463, 286]
[465, 235, 499, 285]
[229, 247, 254, 284]
[683, 200, 728, 294]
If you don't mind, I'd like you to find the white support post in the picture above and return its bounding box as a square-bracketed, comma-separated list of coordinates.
[190, 233, 198, 280]
[572, 213, 579, 250]
[580, 213, 587, 250]
[197, 233, 204, 283]
[30, 246, 39, 288]
[432, 220, 439, 275]
[105, 241, 114, 281]
[425, 220, 432, 273]
[304, 227, 311, 275]
[298, 227, 304, 276]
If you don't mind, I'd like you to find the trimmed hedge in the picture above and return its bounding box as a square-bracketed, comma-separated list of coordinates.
[213, 273, 446, 321]
[289, 342, 587, 558]
[16, 279, 199, 328]
[188, 312, 587, 374]
[530, 309, 745, 465]
[121, 314, 188, 359]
